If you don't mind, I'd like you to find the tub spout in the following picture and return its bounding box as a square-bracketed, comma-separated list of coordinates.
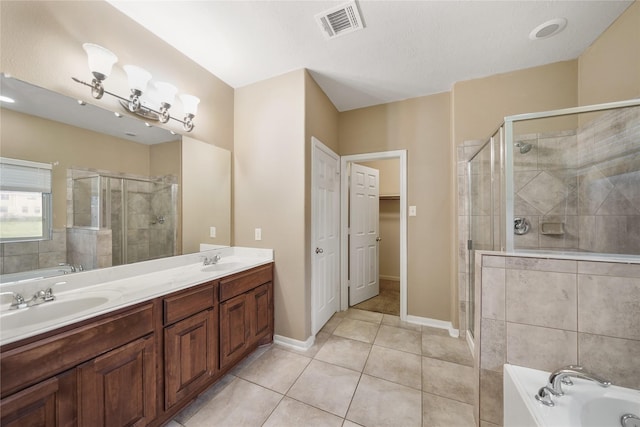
[547, 365, 611, 396]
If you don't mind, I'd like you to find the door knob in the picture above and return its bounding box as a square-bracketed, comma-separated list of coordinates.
[376, 237, 382, 242]
[315, 247, 324, 254]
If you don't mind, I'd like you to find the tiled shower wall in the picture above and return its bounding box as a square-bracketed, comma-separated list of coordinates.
[66, 227, 112, 270]
[513, 106, 640, 254]
[149, 183, 176, 261]
[0, 229, 67, 274]
[114, 180, 176, 265]
[476, 253, 640, 426]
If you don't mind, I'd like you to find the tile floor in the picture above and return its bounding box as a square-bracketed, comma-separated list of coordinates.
[352, 280, 400, 316]
[168, 308, 476, 427]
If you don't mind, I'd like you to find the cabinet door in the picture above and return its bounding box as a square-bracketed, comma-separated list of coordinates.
[0, 370, 75, 427]
[78, 335, 156, 427]
[249, 283, 273, 346]
[164, 308, 217, 409]
[219, 293, 249, 370]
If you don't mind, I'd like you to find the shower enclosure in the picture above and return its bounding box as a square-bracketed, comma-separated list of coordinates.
[464, 99, 640, 338]
[69, 170, 178, 269]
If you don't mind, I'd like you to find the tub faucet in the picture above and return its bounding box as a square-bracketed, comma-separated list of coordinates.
[547, 365, 611, 396]
[31, 287, 55, 305]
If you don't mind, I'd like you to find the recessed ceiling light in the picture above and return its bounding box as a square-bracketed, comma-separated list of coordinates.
[529, 18, 567, 40]
[0, 95, 15, 103]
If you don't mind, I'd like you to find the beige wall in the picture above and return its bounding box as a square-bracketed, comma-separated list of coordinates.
[452, 60, 579, 147]
[578, 1, 640, 106]
[234, 70, 308, 341]
[339, 93, 452, 321]
[1, 108, 154, 229]
[305, 72, 340, 154]
[181, 136, 231, 252]
[0, 0, 233, 151]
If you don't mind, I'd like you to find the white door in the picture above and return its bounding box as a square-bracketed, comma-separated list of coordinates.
[349, 163, 380, 306]
[311, 138, 340, 335]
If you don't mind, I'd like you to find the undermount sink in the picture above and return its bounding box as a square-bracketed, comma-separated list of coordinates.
[0, 291, 120, 331]
[201, 262, 245, 273]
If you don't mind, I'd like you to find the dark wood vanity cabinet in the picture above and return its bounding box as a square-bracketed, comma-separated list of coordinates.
[0, 302, 155, 427]
[77, 334, 157, 426]
[219, 264, 273, 370]
[163, 283, 218, 410]
[0, 262, 274, 427]
[0, 370, 76, 427]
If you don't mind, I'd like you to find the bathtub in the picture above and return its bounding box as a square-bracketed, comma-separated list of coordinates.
[0, 265, 75, 284]
[504, 364, 640, 427]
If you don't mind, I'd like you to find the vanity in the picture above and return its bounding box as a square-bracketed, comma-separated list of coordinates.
[0, 247, 273, 427]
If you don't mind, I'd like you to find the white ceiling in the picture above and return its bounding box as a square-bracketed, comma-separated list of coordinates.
[108, 0, 632, 112]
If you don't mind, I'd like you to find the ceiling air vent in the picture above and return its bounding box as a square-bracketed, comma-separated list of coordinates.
[315, 1, 364, 40]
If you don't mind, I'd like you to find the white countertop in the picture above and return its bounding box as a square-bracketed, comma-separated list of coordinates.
[0, 247, 273, 346]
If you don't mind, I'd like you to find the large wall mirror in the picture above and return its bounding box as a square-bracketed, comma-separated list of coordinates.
[0, 74, 231, 282]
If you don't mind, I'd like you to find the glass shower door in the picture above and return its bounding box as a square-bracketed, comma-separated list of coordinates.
[467, 126, 502, 338]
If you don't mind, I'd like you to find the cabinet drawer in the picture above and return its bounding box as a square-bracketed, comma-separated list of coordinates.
[164, 283, 216, 325]
[219, 264, 273, 302]
[0, 303, 154, 398]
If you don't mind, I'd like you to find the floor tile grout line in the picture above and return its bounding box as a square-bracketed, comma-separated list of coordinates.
[278, 394, 353, 424]
[422, 389, 475, 407]
[259, 392, 287, 427]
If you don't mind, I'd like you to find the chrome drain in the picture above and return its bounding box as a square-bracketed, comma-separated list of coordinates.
[621, 414, 640, 427]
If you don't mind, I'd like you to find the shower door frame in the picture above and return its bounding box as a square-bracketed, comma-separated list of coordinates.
[466, 125, 503, 339]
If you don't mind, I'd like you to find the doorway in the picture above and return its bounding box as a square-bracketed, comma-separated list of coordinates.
[341, 151, 407, 321]
[350, 159, 400, 316]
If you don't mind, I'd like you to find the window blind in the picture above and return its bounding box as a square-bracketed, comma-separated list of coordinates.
[0, 157, 52, 193]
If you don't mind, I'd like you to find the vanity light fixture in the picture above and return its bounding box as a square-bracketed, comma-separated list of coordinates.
[73, 42, 200, 132]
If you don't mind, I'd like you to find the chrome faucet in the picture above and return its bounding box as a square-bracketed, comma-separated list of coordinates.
[1, 287, 56, 310]
[202, 254, 222, 266]
[31, 287, 56, 305]
[0, 291, 28, 309]
[536, 365, 611, 406]
[547, 365, 611, 396]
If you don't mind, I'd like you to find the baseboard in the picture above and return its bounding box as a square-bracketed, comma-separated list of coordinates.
[379, 275, 400, 281]
[273, 334, 315, 351]
[405, 315, 459, 338]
